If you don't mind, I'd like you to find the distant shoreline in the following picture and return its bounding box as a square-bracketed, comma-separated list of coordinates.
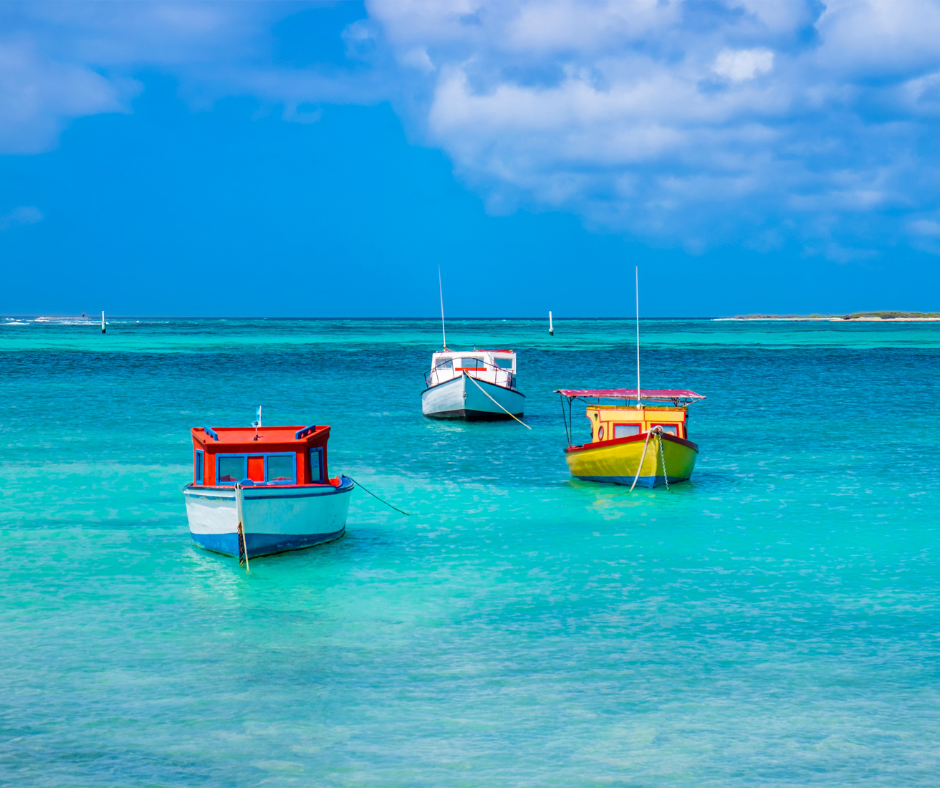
[716, 312, 940, 322]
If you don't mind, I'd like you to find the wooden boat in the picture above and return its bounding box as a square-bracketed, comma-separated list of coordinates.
[422, 350, 525, 420]
[555, 389, 705, 488]
[182, 421, 353, 558]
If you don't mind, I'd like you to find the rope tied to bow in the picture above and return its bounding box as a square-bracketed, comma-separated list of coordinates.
[629, 426, 670, 492]
[463, 372, 531, 429]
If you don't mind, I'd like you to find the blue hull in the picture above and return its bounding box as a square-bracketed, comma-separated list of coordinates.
[191, 527, 345, 558]
[575, 475, 689, 489]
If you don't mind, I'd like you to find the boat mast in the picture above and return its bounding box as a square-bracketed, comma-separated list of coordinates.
[635, 267, 641, 410]
[549, 310, 554, 336]
[438, 266, 448, 350]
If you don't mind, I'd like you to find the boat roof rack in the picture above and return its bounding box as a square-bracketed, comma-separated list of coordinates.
[554, 388, 705, 404]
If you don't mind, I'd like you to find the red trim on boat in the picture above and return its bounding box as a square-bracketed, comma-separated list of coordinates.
[420, 375, 524, 397]
[566, 431, 699, 454]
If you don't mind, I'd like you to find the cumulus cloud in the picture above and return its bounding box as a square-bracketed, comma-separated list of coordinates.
[3, 0, 940, 255]
[365, 0, 940, 254]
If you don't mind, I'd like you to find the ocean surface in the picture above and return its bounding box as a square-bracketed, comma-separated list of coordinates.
[2, 316, 939, 786]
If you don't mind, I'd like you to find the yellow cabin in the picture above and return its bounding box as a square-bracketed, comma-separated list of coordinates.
[585, 404, 689, 444]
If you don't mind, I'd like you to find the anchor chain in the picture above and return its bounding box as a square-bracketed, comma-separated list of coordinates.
[656, 427, 670, 491]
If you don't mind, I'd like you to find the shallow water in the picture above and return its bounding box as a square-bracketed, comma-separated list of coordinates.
[2, 317, 939, 786]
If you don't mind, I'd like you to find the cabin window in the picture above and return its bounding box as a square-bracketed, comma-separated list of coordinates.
[653, 424, 678, 436]
[266, 455, 295, 484]
[598, 426, 605, 440]
[614, 424, 640, 439]
[195, 450, 204, 484]
[217, 455, 246, 485]
[495, 357, 513, 368]
[437, 358, 453, 371]
[457, 357, 482, 368]
[309, 447, 324, 483]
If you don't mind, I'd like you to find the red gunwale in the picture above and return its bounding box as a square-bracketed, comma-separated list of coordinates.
[566, 431, 699, 455]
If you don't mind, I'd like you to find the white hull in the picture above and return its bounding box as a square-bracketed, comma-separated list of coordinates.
[183, 477, 353, 558]
[422, 374, 525, 420]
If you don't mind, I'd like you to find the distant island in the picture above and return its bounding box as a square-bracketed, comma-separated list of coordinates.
[716, 311, 940, 322]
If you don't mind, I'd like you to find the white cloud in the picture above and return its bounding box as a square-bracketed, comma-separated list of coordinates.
[365, 0, 940, 249]
[0, 40, 130, 153]
[713, 49, 774, 83]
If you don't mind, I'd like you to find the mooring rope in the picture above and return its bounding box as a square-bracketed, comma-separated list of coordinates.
[464, 372, 531, 429]
[629, 429, 654, 492]
[348, 476, 411, 517]
[235, 484, 250, 571]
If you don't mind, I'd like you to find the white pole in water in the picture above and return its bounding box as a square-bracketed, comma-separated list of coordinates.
[438, 266, 447, 350]
[101, 311, 106, 334]
[549, 311, 554, 336]
[635, 267, 641, 410]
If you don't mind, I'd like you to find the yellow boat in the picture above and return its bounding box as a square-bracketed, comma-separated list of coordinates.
[555, 388, 706, 488]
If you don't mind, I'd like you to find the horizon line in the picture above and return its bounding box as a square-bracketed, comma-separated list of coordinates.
[3, 314, 724, 320]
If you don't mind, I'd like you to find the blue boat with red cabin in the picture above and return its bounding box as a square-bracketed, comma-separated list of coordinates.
[183, 418, 353, 559]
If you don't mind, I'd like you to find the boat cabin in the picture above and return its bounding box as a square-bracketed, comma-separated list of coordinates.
[586, 404, 688, 443]
[426, 350, 517, 390]
[190, 425, 332, 487]
[554, 388, 706, 447]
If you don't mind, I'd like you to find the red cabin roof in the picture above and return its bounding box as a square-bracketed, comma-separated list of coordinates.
[554, 389, 705, 402]
[194, 425, 328, 446]
[191, 425, 332, 487]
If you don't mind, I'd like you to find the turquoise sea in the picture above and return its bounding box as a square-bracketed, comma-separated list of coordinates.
[2, 316, 940, 786]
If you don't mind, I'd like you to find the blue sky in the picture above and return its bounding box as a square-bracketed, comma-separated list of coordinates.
[2, 0, 940, 317]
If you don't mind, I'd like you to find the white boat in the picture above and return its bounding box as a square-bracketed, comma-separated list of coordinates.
[182, 422, 353, 559]
[422, 350, 525, 420]
[183, 480, 352, 557]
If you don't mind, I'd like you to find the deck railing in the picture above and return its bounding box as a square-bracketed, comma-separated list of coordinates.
[425, 358, 516, 390]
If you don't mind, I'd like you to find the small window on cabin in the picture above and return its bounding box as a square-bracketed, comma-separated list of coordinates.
[495, 357, 513, 368]
[217, 455, 246, 484]
[309, 448, 323, 483]
[653, 424, 678, 436]
[266, 455, 295, 484]
[614, 424, 640, 439]
[458, 357, 481, 368]
[437, 358, 453, 370]
[598, 426, 605, 440]
[195, 450, 204, 484]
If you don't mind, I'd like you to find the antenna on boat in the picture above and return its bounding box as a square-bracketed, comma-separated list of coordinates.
[438, 266, 448, 350]
[635, 267, 641, 410]
[549, 310, 554, 336]
[252, 406, 262, 441]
